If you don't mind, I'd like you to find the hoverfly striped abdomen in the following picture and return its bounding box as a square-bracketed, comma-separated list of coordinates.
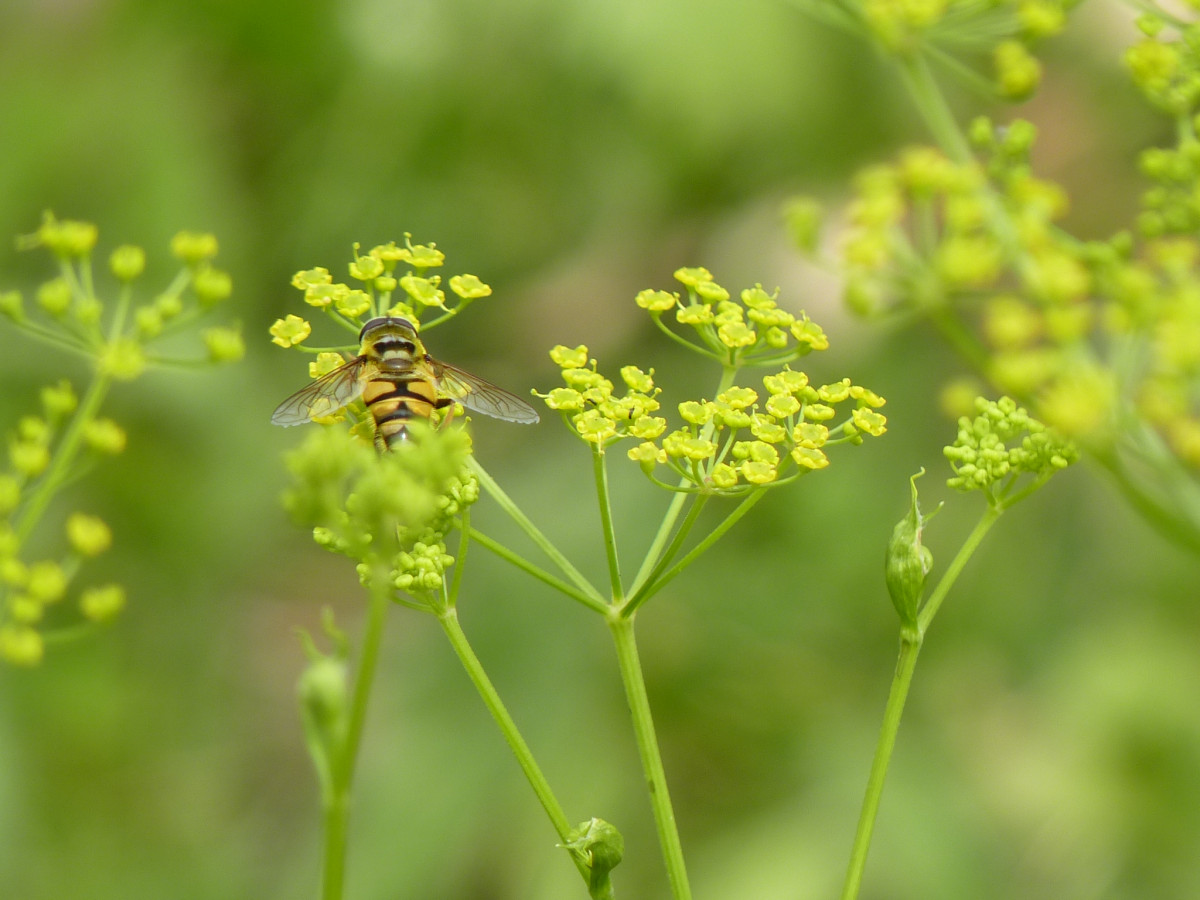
[363, 376, 453, 450]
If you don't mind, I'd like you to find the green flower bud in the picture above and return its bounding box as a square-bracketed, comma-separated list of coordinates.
[84, 419, 127, 454]
[885, 470, 936, 629]
[155, 292, 184, 319]
[205, 326, 245, 363]
[109, 245, 146, 282]
[80, 584, 126, 622]
[10, 440, 50, 477]
[67, 513, 112, 556]
[192, 266, 233, 305]
[0, 626, 44, 666]
[171, 231, 219, 265]
[298, 653, 348, 743]
[562, 818, 624, 897]
[37, 278, 72, 316]
[27, 560, 67, 603]
[995, 40, 1042, 100]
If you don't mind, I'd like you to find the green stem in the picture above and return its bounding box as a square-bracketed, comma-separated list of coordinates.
[467, 526, 609, 615]
[628, 366, 740, 598]
[917, 505, 999, 633]
[469, 457, 605, 607]
[608, 614, 691, 900]
[592, 446, 623, 601]
[625, 495, 708, 610]
[436, 605, 591, 884]
[625, 489, 767, 615]
[321, 571, 391, 900]
[897, 52, 972, 165]
[842, 505, 1000, 899]
[841, 631, 922, 900]
[630, 491, 690, 595]
[13, 372, 111, 543]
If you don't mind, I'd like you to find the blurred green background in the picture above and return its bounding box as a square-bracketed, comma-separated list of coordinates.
[2, 1, 1199, 898]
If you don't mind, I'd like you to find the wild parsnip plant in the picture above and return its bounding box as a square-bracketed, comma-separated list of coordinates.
[788, 0, 1200, 557]
[0, 213, 242, 666]
[844, 397, 1078, 900]
[272, 244, 888, 899]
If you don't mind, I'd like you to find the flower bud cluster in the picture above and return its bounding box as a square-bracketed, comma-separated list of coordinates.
[943, 396, 1078, 501]
[0, 381, 130, 666]
[1, 457, 125, 666]
[543, 276, 887, 493]
[272, 235, 493, 350]
[285, 424, 477, 602]
[5, 213, 241, 372]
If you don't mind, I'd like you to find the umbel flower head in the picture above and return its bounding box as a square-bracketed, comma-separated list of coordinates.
[542, 269, 887, 494]
[283, 422, 477, 603]
[944, 395, 1078, 507]
[270, 235, 495, 355]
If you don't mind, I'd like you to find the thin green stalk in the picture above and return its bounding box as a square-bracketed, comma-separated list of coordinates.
[841, 632, 922, 900]
[624, 494, 708, 610]
[467, 526, 609, 615]
[436, 605, 591, 884]
[469, 457, 605, 606]
[592, 446, 623, 601]
[321, 571, 392, 900]
[608, 614, 691, 900]
[628, 366, 740, 598]
[625, 489, 767, 615]
[14, 372, 111, 543]
[897, 52, 972, 164]
[842, 505, 1000, 899]
[630, 491, 690, 595]
[917, 506, 999, 632]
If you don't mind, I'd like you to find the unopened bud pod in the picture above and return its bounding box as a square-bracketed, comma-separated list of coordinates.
[885, 470, 936, 629]
[562, 818, 624, 899]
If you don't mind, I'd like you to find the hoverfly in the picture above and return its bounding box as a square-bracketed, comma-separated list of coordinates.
[271, 316, 539, 451]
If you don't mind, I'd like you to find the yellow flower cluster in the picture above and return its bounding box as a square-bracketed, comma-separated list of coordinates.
[543, 275, 887, 494]
[636, 267, 830, 368]
[271, 237, 495, 348]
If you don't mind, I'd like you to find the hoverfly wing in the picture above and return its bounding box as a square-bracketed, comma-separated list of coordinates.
[271, 357, 367, 426]
[434, 361, 540, 424]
